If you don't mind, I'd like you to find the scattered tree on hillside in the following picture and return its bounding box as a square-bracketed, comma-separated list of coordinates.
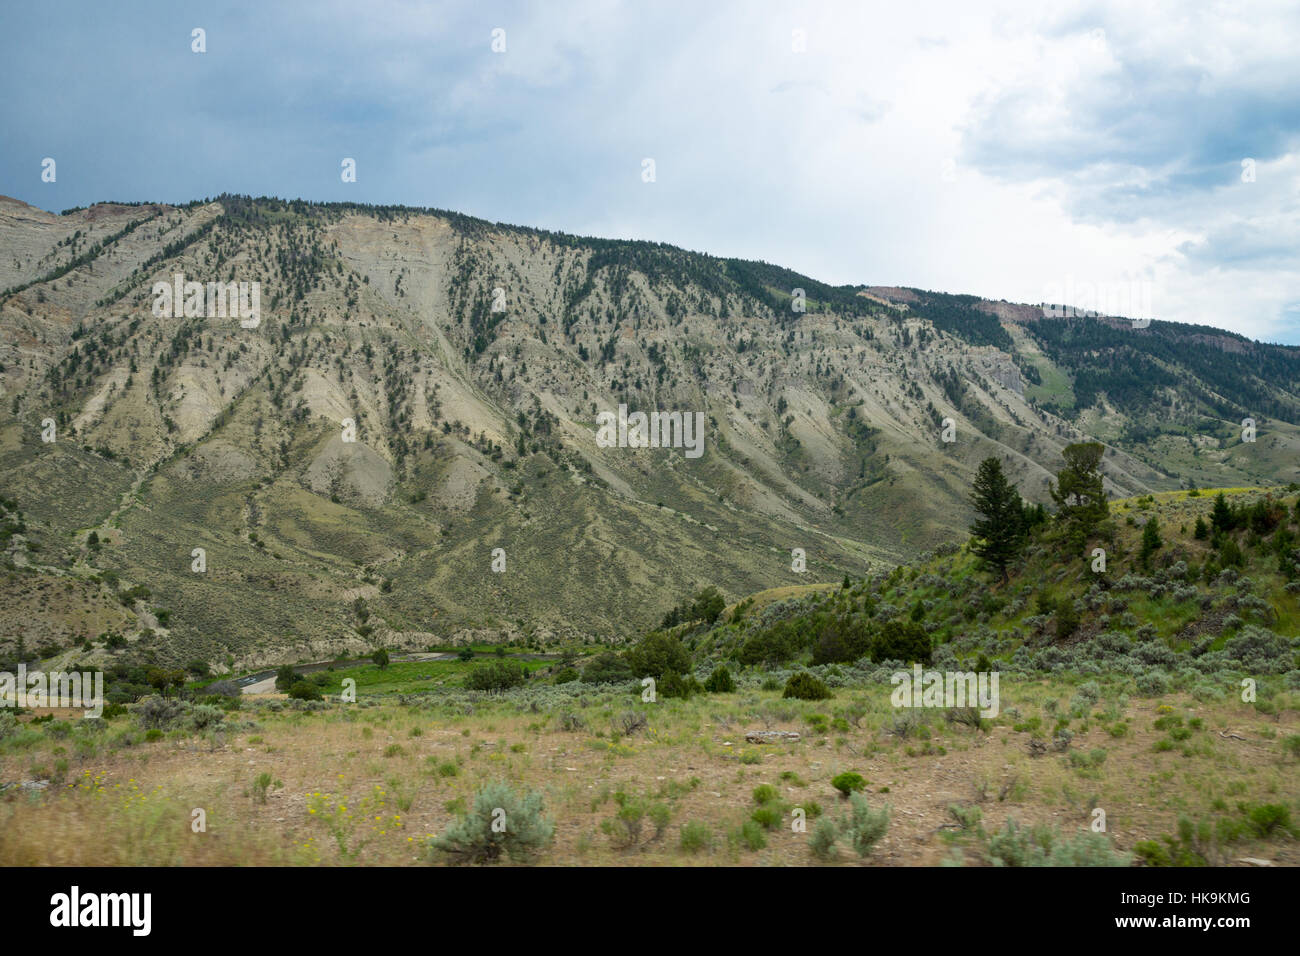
[1139, 516, 1162, 570]
[968, 456, 1027, 581]
[1050, 442, 1108, 545]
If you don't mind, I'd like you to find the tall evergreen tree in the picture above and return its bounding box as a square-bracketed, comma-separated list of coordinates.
[1051, 442, 1108, 541]
[1139, 515, 1162, 569]
[969, 457, 1026, 581]
[1210, 492, 1235, 533]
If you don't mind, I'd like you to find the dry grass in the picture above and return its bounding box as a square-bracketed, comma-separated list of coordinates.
[2, 679, 1297, 866]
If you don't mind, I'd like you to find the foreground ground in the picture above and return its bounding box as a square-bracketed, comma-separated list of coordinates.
[2, 675, 1296, 866]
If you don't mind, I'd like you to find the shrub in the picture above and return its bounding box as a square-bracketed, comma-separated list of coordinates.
[372, 649, 390, 670]
[288, 681, 323, 701]
[679, 821, 712, 854]
[465, 660, 527, 692]
[430, 781, 555, 863]
[658, 670, 704, 699]
[581, 651, 633, 684]
[1046, 831, 1132, 866]
[811, 615, 872, 665]
[189, 704, 226, 730]
[783, 672, 833, 701]
[841, 793, 890, 856]
[751, 806, 783, 829]
[625, 632, 692, 679]
[616, 711, 648, 737]
[704, 666, 736, 693]
[985, 819, 1129, 866]
[831, 772, 867, 797]
[204, 680, 241, 698]
[552, 667, 579, 684]
[251, 772, 272, 804]
[274, 665, 297, 692]
[752, 784, 779, 805]
[1243, 803, 1293, 838]
[872, 620, 932, 665]
[136, 696, 185, 730]
[1134, 671, 1170, 697]
[810, 817, 838, 859]
[738, 820, 767, 851]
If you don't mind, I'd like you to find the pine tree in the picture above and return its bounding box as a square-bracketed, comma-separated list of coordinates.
[1211, 492, 1235, 533]
[1139, 516, 1162, 569]
[1050, 442, 1108, 543]
[969, 457, 1026, 581]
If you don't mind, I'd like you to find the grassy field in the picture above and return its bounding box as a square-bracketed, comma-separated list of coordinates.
[2, 674, 1296, 866]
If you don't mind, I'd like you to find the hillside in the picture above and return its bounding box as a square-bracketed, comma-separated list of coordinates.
[2, 194, 1300, 671]
[3, 488, 1296, 868]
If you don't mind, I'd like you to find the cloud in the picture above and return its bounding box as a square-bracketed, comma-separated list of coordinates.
[0, 0, 1296, 342]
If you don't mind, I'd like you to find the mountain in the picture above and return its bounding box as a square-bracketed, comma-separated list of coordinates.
[2, 194, 1298, 673]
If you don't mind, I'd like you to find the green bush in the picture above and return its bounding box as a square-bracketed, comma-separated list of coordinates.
[751, 805, 783, 830]
[831, 772, 867, 797]
[430, 781, 554, 863]
[626, 632, 692, 679]
[1243, 803, 1293, 837]
[752, 784, 779, 805]
[704, 666, 735, 693]
[658, 670, 704, 699]
[466, 660, 527, 692]
[581, 651, 633, 684]
[738, 819, 766, 851]
[288, 681, 322, 701]
[274, 665, 297, 692]
[811, 615, 872, 665]
[871, 620, 932, 665]
[679, 821, 713, 854]
[552, 667, 579, 684]
[783, 672, 833, 701]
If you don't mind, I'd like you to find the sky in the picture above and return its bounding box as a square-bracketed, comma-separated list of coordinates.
[2, 0, 1299, 343]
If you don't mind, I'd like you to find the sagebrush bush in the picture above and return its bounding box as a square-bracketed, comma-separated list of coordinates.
[841, 793, 890, 856]
[430, 781, 554, 863]
[135, 696, 185, 730]
[1134, 671, 1170, 696]
[188, 704, 226, 730]
[810, 817, 838, 860]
